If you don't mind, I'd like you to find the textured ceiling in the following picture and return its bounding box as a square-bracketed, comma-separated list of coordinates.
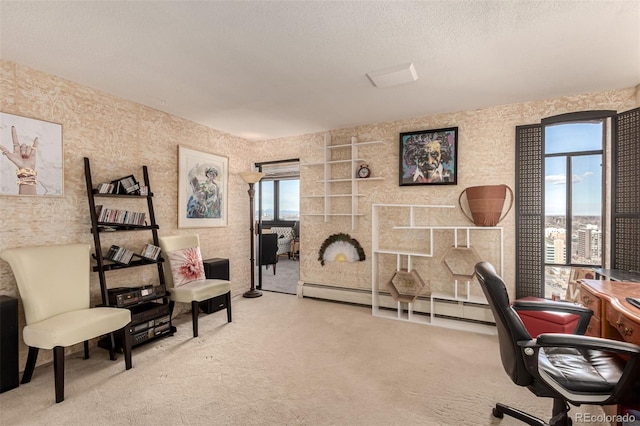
[1, 1, 639, 141]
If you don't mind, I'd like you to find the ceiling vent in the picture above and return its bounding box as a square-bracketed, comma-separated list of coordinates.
[366, 63, 418, 88]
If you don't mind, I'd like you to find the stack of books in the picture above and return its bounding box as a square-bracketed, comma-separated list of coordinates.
[140, 243, 161, 261]
[112, 175, 140, 195]
[96, 182, 115, 193]
[105, 245, 135, 264]
[95, 205, 146, 225]
[94, 175, 141, 195]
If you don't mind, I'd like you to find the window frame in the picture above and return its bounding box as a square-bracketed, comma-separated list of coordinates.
[543, 125, 605, 270]
[259, 178, 300, 227]
[255, 159, 300, 229]
[515, 110, 616, 298]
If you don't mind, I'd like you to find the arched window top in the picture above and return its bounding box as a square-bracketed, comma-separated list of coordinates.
[543, 110, 610, 155]
[545, 121, 603, 154]
[541, 110, 616, 126]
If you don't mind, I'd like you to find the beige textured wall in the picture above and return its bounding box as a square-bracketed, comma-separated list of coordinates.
[0, 60, 299, 365]
[293, 88, 637, 299]
[0, 59, 636, 367]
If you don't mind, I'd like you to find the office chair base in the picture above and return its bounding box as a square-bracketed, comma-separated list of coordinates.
[493, 403, 546, 426]
[548, 399, 572, 426]
[492, 401, 572, 426]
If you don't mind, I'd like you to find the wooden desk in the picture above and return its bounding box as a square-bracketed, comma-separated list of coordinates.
[592, 268, 640, 283]
[578, 280, 640, 424]
[579, 279, 640, 345]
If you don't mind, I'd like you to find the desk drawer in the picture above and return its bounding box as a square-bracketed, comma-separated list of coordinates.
[579, 286, 601, 319]
[585, 316, 601, 338]
[606, 306, 640, 345]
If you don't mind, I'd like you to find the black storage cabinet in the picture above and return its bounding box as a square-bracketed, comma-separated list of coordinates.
[201, 258, 230, 314]
[0, 296, 19, 393]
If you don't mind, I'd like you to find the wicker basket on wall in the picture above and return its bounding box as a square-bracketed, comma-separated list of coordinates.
[458, 184, 513, 227]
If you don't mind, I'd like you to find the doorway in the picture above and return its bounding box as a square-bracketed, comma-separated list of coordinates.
[255, 159, 300, 295]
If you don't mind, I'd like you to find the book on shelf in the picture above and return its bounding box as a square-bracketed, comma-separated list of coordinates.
[95, 205, 146, 226]
[105, 245, 135, 265]
[96, 182, 115, 194]
[110, 175, 140, 195]
[139, 243, 161, 261]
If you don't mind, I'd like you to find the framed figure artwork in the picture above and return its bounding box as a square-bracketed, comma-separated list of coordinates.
[0, 112, 63, 196]
[399, 127, 458, 186]
[178, 146, 229, 228]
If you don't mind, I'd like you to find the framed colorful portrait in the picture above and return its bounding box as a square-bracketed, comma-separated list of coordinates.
[178, 146, 229, 228]
[399, 127, 458, 186]
[0, 112, 63, 196]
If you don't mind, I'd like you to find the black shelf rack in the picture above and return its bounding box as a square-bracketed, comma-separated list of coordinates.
[94, 224, 159, 232]
[84, 157, 175, 349]
[91, 255, 165, 272]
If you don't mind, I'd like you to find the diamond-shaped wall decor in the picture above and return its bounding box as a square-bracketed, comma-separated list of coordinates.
[441, 246, 482, 280]
[386, 269, 428, 303]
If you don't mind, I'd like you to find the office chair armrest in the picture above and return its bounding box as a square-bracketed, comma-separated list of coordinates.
[512, 299, 591, 315]
[534, 333, 640, 355]
[513, 300, 593, 334]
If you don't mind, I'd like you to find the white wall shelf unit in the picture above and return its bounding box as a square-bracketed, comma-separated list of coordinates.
[301, 133, 384, 229]
[371, 203, 502, 334]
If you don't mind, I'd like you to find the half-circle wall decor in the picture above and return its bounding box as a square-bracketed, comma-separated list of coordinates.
[317, 233, 366, 266]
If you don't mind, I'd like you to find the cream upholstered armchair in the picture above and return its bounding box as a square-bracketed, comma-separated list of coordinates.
[158, 234, 231, 338]
[269, 226, 294, 258]
[0, 243, 132, 403]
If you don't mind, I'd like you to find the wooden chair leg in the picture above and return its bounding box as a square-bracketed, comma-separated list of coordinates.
[191, 300, 199, 337]
[226, 292, 232, 323]
[84, 340, 90, 360]
[53, 346, 64, 403]
[107, 333, 117, 360]
[21, 346, 39, 384]
[122, 326, 132, 370]
[273, 263, 277, 275]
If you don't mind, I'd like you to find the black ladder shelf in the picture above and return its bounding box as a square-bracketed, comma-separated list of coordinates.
[84, 157, 175, 350]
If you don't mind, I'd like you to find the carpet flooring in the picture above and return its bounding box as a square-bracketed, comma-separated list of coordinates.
[260, 256, 299, 295]
[0, 292, 608, 426]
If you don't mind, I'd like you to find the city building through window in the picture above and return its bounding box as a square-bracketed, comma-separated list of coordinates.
[516, 109, 636, 300]
[544, 121, 604, 298]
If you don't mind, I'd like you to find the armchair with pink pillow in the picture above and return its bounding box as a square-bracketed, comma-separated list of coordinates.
[159, 234, 232, 338]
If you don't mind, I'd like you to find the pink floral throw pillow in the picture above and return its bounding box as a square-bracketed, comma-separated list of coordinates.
[167, 247, 206, 287]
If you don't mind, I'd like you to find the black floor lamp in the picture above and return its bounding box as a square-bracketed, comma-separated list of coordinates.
[239, 171, 264, 298]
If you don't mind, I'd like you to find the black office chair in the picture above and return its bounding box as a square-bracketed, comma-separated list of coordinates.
[260, 233, 279, 275]
[474, 261, 640, 426]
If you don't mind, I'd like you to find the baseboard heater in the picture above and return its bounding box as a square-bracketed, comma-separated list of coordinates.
[298, 282, 495, 326]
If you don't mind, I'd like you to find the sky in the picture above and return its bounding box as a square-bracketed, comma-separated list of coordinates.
[257, 179, 300, 214]
[544, 122, 603, 216]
